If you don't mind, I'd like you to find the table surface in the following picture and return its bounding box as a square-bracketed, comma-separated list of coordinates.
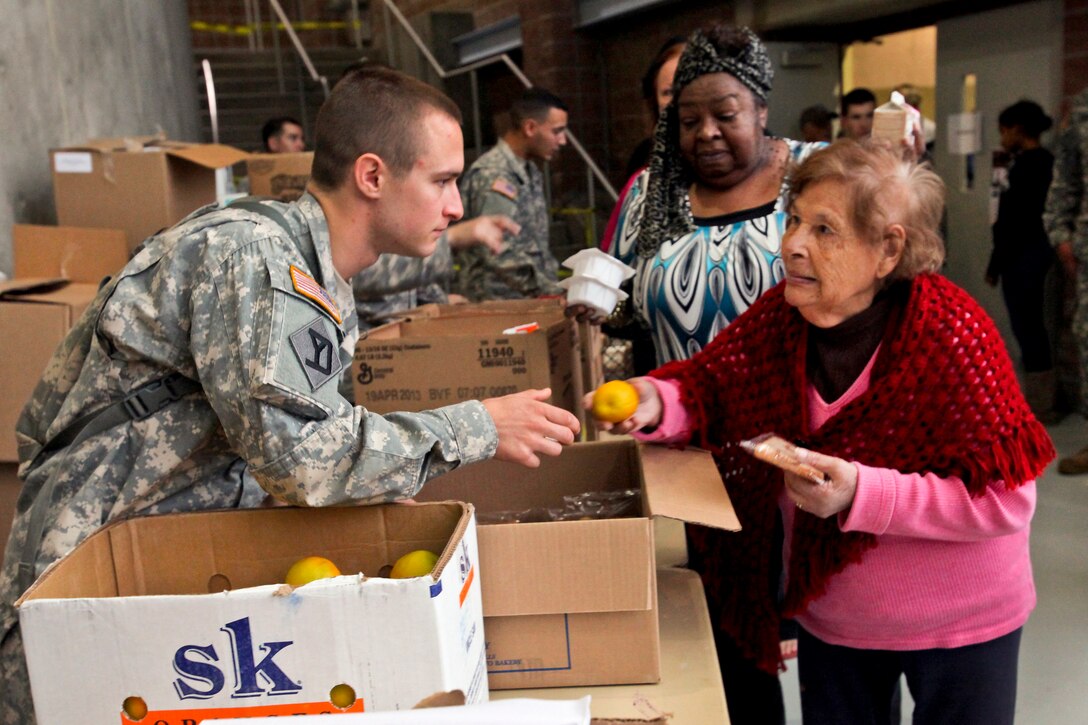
[492, 564, 729, 723]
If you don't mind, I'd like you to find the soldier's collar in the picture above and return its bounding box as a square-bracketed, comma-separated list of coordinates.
[496, 139, 531, 182]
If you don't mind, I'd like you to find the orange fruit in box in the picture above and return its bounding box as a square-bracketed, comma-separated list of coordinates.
[330, 683, 356, 709]
[390, 549, 439, 579]
[591, 380, 640, 423]
[285, 556, 341, 587]
[122, 696, 147, 721]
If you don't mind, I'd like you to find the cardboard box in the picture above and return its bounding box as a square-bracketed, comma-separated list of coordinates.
[404, 297, 567, 320]
[398, 299, 603, 431]
[17, 502, 487, 724]
[415, 439, 738, 690]
[247, 152, 313, 201]
[215, 694, 592, 725]
[0, 225, 129, 461]
[51, 137, 248, 250]
[353, 309, 578, 420]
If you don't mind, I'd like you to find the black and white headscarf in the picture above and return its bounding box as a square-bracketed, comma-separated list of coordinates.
[636, 27, 775, 258]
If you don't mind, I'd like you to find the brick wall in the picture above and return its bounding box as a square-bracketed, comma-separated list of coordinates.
[590, 4, 733, 185]
[1062, 0, 1088, 112]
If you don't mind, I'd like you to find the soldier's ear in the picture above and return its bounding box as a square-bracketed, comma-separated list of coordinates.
[521, 118, 538, 138]
[354, 153, 384, 199]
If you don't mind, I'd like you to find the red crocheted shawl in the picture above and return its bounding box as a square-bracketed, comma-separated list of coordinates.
[651, 273, 1054, 674]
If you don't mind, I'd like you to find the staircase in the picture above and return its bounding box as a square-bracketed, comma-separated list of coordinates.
[192, 47, 367, 152]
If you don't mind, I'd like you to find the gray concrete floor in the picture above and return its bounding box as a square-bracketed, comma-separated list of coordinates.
[782, 415, 1088, 723]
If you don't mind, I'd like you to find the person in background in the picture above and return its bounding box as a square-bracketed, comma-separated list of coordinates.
[598, 36, 686, 377]
[986, 100, 1057, 422]
[1045, 87, 1088, 474]
[595, 140, 1051, 725]
[895, 83, 937, 153]
[0, 68, 580, 722]
[799, 104, 837, 143]
[840, 88, 876, 140]
[625, 36, 688, 178]
[600, 23, 826, 723]
[353, 214, 520, 330]
[262, 116, 306, 153]
[456, 88, 569, 301]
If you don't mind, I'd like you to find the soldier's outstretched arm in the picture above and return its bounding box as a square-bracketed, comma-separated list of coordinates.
[193, 248, 499, 508]
[482, 388, 580, 468]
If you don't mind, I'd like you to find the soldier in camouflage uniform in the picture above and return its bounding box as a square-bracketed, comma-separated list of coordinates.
[1044, 87, 1088, 474]
[0, 68, 579, 722]
[354, 214, 519, 330]
[456, 88, 569, 301]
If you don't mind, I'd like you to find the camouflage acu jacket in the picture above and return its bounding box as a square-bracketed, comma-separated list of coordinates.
[1044, 88, 1088, 258]
[0, 194, 498, 695]
[456, 139, 561, 300]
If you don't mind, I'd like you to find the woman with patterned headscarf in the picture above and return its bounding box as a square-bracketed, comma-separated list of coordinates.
[605, 24, 824, 367]
[600, 24, 823, 723]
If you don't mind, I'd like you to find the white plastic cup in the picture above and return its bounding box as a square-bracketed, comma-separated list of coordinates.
[558, 274, 629, 317]
[561, 248, 635, 289]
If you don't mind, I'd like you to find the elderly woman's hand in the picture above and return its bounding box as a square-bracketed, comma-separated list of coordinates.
[582, 377, 662, 434]
[784, 447, 858, 518]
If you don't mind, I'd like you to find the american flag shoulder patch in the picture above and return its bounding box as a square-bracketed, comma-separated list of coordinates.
[289, 265, 342, 324]
[490, 177, 518, 201]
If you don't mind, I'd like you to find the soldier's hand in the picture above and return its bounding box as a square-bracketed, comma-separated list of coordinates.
[446, 215, 521, 254]
[483, 388, 580, 468]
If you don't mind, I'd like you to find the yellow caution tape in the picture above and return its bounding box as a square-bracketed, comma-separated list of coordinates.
[190, 20, 363, 36]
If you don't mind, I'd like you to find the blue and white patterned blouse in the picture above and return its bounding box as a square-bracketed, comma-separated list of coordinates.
[610, 139, 824, 365]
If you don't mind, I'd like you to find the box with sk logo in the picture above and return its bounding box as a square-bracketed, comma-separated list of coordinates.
[17, 503, 486, 724]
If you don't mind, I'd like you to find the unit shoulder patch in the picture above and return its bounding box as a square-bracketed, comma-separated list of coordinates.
[290, 265, 341, 324]
[288, 316, 344, 391]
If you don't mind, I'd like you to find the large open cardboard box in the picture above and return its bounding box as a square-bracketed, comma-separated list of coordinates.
[353, 308, 579, 422]
[0, 225, 129, 461]
[51, 137, 248, 251]
[17, 502, 487, 724]
[415, 439, 738, 690]
[246, 151, 313, 201]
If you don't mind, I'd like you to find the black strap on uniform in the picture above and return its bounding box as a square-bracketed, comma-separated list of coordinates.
[228, 198, 298, 245]
[35, 373, 202, 460]
[18, 373, 202, 593]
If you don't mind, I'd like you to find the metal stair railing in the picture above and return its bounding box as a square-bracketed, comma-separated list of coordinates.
[197, 1, 367, 149]
[380, 0, 619, 215]
[266, 0, 331, 100]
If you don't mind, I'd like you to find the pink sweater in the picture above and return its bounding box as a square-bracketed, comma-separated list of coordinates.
[636, 357, 1036, 651]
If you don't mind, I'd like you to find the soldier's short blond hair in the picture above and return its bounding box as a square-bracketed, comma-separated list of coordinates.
[310, 67, 462, 189]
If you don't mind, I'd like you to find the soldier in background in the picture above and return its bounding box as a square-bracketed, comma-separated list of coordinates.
[262, 115, 306, 153]
[1044, 87, 1088, 474]
[353, 213, 520, 330]
[456, 88, 568, 301]
[0, 68, 580, 722]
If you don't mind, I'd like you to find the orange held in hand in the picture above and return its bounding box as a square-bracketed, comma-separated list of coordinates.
[591, 380, 640, 423]
[285, 555, 341, 587]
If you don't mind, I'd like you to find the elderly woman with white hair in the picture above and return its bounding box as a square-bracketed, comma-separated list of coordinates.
[591, 140, 1054, 725]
